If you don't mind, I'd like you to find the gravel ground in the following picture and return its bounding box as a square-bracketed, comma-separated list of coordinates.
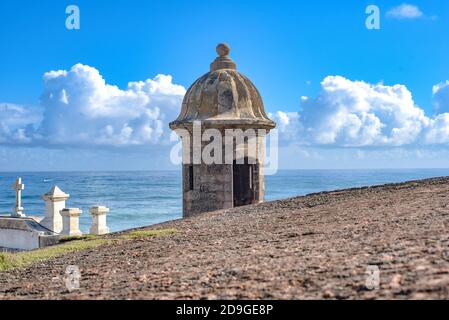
[1, 177, 449, 300]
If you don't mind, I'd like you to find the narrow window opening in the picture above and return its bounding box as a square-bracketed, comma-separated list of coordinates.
[189, 165, 194, 191]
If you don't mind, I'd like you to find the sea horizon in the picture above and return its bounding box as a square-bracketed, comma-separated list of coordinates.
[2, 167, 449, 173]
[2, 168, 449, 233]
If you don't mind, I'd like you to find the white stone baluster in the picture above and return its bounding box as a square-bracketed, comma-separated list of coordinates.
[60, 208, 82, 236]
[89, 206, 110, 235]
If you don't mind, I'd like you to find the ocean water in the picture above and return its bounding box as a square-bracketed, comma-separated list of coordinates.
[1, 169, 449, 233]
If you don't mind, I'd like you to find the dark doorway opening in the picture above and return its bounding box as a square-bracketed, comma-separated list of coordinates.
[233, 158, 256, 207]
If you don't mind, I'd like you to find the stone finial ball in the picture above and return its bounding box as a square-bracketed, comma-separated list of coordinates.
[216, 43, 231, 57]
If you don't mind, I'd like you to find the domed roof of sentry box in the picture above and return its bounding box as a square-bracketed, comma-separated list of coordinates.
[169, 44, 276, 130]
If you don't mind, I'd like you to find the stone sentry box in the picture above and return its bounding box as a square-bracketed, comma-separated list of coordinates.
[170, 44, 276, 218]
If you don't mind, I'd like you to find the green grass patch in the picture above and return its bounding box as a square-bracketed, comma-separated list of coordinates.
[0, 228, 178, 272]
[120, 228, 178, 240]
[59, 234, 98, 243]
[0, 238, 110, 271]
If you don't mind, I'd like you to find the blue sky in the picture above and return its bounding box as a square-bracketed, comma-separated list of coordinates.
[1, 0, 449, 171]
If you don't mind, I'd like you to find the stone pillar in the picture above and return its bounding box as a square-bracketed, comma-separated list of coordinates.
[60, 208, 82, 237]
[41, 186, 70, 233]
[11, 177, 25, 217]
[89, 206, 110, 235]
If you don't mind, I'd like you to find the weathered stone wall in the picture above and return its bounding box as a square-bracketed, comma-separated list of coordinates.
[183, 164, 233, 217]
[0, 217, 59, 250]
[0, 229, 41, 251]
[181, 129, 267, 218]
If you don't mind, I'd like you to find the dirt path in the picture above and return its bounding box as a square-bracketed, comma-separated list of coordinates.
[1, 177, 449, 299]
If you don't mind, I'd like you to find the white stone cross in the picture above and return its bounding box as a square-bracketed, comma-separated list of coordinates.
[12, 177, 25, 217]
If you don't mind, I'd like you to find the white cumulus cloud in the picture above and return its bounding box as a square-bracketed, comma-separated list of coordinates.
[8, 64, 186, 147]
[276, 76, 449, 147]
[2, 67, 449, 151]
[387, 4, 424, 19]
[0, 103, 42, 144]
[424, 113, 449, 144]
[432, 81, 449, 114]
